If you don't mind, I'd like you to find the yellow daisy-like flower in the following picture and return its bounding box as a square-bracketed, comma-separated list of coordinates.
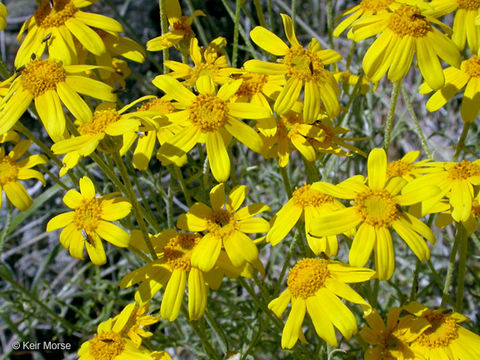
[177, 183, 270, 272]
[350, 3, 461, 90]
[309, 148, 439, 280]
[46, 176, 131, 265]
[333, 0, 397, 37]
[0, 140, 47, 211]
[0, 58, 116, 141]
[152, 75, 270, 182]
[146, 0, 205, 52]
[386, 150, 439, 181]
[16, 0, 123, 67]
[267, 183, 346, 257]
[0, 3, 7, 31]
[77, 318, 168, 360]
[121, 230, 211, 321]
[165, 37, 240, 87]
[403, 159, 480, 222]
[360, 307, 431, 360]
[269, 258, 375, 348]
[404, 301, 480, 360]
[229, 71, 285, 106]
[112, 303, 159, 347]
[429, 0, 480, 53]
[420, 55, 480, 123]
[245, 14, 342, 122]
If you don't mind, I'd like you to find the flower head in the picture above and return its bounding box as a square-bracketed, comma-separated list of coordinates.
[269, 258, 374, 348]
[112, 303, 159, 347]
[177, 183, 269, 272]
[46, 176, 131, 265]
[0, 140, 47, 211]
[310, 148, 439, 280]
[245, 14, 342, 122]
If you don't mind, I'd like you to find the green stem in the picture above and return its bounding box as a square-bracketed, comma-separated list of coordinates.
[409, 259, 421, 301]
[132, 174, 162, 233]
[185, 0, 208, 46]
[112, 152, 157, 260]
[453, 122, 471, 161]
[455, 223, 468, 312]
[401, 84, 432, 159]
[232, 0, 241, 67]
[171, 165, 192, 207]
[279, 166, 292, 198]
[159, 0, 169, 74]
[384, 82, 401, 152]
[204, 309, 229, 354]
[253, 0, 268, 28]
[326, 0, 334, 51]
[89, 152, 126, 194]
[441, 237, 459, 307]
[291, 0, 297, 25]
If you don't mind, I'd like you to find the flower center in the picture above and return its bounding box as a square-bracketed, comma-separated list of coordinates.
[187, 63, 217, 86]
[355, 189, 400, 227]
[387, 160, 413, 178]
[235, 73, 268, 97]
[292, 185, 334, 208]
[284, 46, 328, 82]
[74, 198, 102, 233]
[287, 258, 329, 298]
[78, 109, 121, 136]
[205, 208, 236, 240]
[388, 6, 432, 37]
[416, 313, 458, 348]
[137, 98, 175, 113]
[89, 330, 125, 360]
[163, 233, 200, 271]
[461, 56, 480, 78]
[360, 0, 393, 12]
[34, 0, 78, 28]
[446, 160, 480, 180]
[0, 157, 18, 185]
[188, 94, 228, 132]
[457, 0, 480, 10]
[20, 59, 66, 97]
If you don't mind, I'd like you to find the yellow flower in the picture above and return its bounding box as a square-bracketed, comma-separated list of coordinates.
[429, 0, 480, 53]
[16, 0, 124, 67]
[229, 71, 285, 105]
[152, 74, 270, 182]
[404, 301, 480, 360]
[0, 140, 47, 211]
[77, 318, 166, 360]
[333, 0, 397, 37]
[177, 183, 269, 272]
[309, 148, 440, 280]
[420, 55, 480, 123]
[46, 176, 131, 265]
[0, 58, 116, 141]
[245, 14, 342, 122]
[165, 37, 240, 87]
[386, 150, 440, 181]
[267, 183, 346, 257]
[52, 99, 151, 174]
[112, 303, 159, 347]
[0, 3, 7, 31]
[146, 0, 205, 52]
[121, 230, 212, 321]
[360, 307, 431, 360]
[403, 159, 480, 222]
[350, 3, 461, 89]
[269, 258, 375, 348]
[436, 193, 480, 235]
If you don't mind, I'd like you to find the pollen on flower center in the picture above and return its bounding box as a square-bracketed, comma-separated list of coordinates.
[79, 109, 121, 136]
[416, 313, 458, 348]
[20, 59, 66, 97]
[360, 0, 394, 11]
[89, 330, 125, 360]
[137, 98, 175, 113]
[457, 0, 480, 10]
[388, 6, 432, 37]
[355, 189, 400, 227]
[74, 198, 102, 233]
[446, 160, 480, 180]
[284, 47, 327, 82]
[235, 73, 268, 97]
[34, 0, 78, 28]
[287, 258, 329, 298]
[164, 233, 200, 271]
[189, 94, 228, 132]
[206, 209, 232, 228]
[0, 157, 18, 185]
[462, 56, 480, 78]
[387, 160, 413, 178]
[292, 185, 334, 208]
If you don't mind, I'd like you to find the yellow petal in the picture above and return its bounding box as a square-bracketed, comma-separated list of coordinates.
[206, 131, 230, 182]
[306, 295, 337, 347]
[281, 298, 305, 349]
[74, 11, 124, 32]
[267, 200, 302, 245]
[191, 233, 222, 272]
[160, 269, 186, 321]
[374, 226, 395, 280]
[188, 268, 208, 320]
[224, 117, 263, 153]
[65, 17, 106, 55]
[3, 181, 32, 211]
[152, 75, 196, 105]
[250, 26, 289, 56]
[349, 223, 376, 267]
[367, 148, 387, 190]
[65, 75, 116, 102]
[309, 207, 362, 237]
[35, 90, 66, 142]
[280, 14, 300, 47]
[274, 77, 303, 115]
[46, 212, 75, 232]
[96, 221, 130, 248]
